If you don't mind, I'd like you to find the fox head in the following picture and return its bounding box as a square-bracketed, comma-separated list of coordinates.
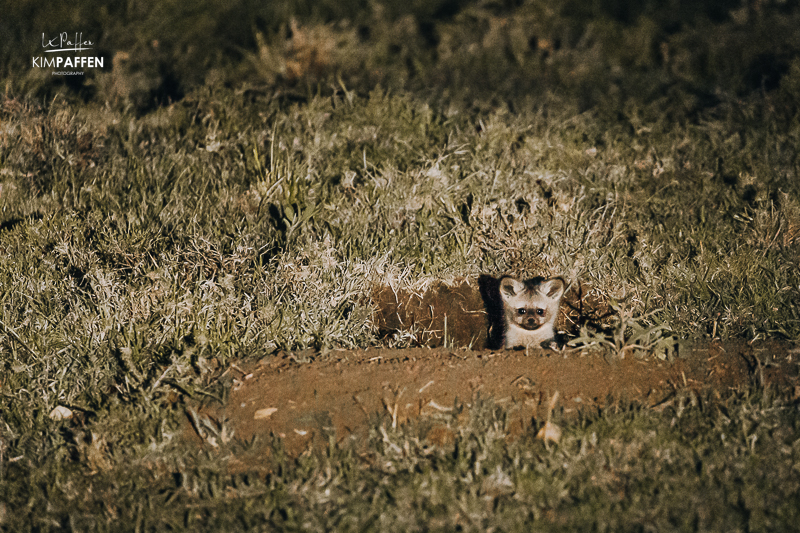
[499, 276, 565, 331]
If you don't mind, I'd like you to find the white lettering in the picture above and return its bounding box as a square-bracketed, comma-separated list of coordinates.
[32, 53, 104, 69]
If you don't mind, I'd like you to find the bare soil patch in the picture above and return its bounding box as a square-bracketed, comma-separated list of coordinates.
[191, 281, 799, 458]
[205, 340, 799, 458]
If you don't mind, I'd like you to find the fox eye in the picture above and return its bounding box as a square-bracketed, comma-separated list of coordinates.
[517, 309, 526, 315]
[536, 308, 545, 316]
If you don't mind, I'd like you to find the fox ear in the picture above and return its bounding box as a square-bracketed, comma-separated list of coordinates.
[499, 277, 524, 299]
[541, 277, 565, 299]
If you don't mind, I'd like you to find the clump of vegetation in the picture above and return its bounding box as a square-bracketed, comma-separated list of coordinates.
[2, 386, 799, 530]
[1, 0, 799, 529]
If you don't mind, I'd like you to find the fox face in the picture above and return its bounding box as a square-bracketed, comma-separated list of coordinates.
[499, 276, 565, 348]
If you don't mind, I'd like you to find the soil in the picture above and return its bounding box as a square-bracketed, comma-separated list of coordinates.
[204, 340, 799, 458]
[192, 280, 800, 458]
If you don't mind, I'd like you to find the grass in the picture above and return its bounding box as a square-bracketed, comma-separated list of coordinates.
[1, 0, 800, 529]
[2, 388, 799, 531]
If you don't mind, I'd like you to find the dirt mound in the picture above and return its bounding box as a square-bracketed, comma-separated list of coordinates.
[190, 280, 799, 458]
[198, 341, 799, 457]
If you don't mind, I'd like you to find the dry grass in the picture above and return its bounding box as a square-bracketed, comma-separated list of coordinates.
[1, 0, 799, 529]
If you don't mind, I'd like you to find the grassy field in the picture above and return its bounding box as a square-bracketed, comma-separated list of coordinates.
[1, 0, 800, 530]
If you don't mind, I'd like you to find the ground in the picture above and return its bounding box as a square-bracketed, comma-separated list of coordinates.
[201, 340, 799, 458]
[191, 279, 800, 458]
